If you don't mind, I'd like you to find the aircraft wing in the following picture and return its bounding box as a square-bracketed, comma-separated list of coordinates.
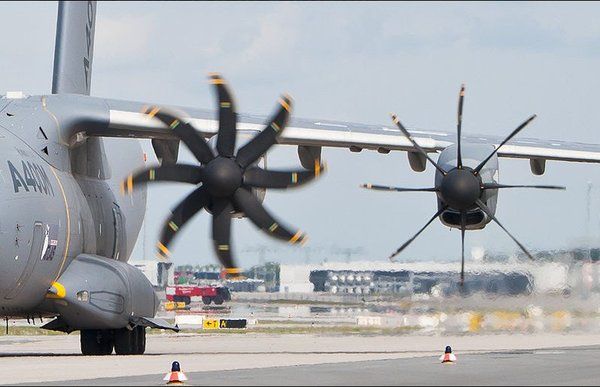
[102, 98, 600, 164]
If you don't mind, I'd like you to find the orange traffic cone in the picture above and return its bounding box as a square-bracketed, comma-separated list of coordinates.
[164, 361, 188, 385]
[440, 346, 457, 364]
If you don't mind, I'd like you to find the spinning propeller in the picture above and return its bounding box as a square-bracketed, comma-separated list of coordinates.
[363, 85, 565, 284]
[122, 74, 324, 275]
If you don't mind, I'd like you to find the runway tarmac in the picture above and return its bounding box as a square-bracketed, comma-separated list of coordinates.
[3, 333, 600, 385]
[30, 347, 600, 386]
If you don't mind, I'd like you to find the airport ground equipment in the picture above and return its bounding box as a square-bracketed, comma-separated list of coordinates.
[166, 285, 231, 305]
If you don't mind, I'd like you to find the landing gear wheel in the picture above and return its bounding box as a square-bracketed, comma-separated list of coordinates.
[182, 296, 191, 305]
[202, 296, 212, 305]
[114, 326, 146, 355]
[80, 329, 114, 356]
[213, 295, 224, 305]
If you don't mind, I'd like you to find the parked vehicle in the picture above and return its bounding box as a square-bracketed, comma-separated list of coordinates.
[166, 285, 231, 305]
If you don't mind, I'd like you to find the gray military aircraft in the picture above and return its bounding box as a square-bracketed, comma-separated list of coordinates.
[2, 1, 600, 356]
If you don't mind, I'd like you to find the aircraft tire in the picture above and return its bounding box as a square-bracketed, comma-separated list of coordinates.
[202, 296, 212, 305]
[80, 329, 114, 355]
[135, 326, 146, 355]
[213, 295, 224, 305]
[114, 326, 146, 355]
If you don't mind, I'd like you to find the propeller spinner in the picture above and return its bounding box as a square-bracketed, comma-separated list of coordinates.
[363, 85, 565, 284]
[122, 74, 324, 275]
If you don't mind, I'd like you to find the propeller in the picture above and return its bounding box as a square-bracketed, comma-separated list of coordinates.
[122, 73, 324, 275]
[363, 84, 565, 284]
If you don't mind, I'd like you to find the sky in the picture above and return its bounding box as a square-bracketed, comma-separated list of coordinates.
[1, 1, 600, 267]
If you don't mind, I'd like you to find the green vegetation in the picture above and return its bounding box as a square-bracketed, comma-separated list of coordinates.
[0, 326, 70, 336]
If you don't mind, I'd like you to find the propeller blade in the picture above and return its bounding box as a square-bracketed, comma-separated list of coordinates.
[121, 164, 204, 195]
[232, 187, 307, 244]
[475, 199, 534, 260]
[482, 183, 565, 191]
[243, 163, 324, 189]
[211, 198, 239, 274]
[146, 107, 215, 165]
[361, 184, 438, 193]
[389, 206, 447, 262]
[236, 95, 293, 168]
[156, 187, 211, 260]
[209, 74, 238, 158]
[473, 114, 537, 174]
[457, 84, 465, 169]
[390, 114, 447, 176]
[460, 211, 466, 286]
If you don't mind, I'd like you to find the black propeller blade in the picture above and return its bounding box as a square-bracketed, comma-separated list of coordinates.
[482, 183, 565, 191]
[390, 114, 447, 176]
[361, 184, 438, 193]
[473, 114, 537, 174]
[148, 108, 215, 165]
[366, 84, 561, 283]
[475, 199, 534, 260]
[459, 211, 466, 286]
[123, 74, 324, 274]
[457, 84, 465, 169]
[388, 206, 447, 262]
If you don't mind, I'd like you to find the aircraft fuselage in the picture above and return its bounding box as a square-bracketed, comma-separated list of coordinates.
[0, 95, 146, 318]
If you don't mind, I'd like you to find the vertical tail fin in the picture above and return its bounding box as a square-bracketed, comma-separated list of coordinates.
[51, 1, 97, 95]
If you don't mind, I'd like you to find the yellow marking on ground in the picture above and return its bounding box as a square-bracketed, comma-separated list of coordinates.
[291, 173, 298, 184]
[168, 221, 178, 231]
[157, 242, 171, 256]
[147, 107, 160, 117]
[269, 223, 279, 232]
[218, 245, 230, 251]
[149, 169, 156, 181]
[271, 122, 281, 132]
[49, 168, 71, 282]
[210, 78, 226, 85]
[220, 102, 231, 108]
[225, 267, 242, 275]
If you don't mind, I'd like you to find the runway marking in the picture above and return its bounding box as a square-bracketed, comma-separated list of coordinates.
[533, 350, 565, 355]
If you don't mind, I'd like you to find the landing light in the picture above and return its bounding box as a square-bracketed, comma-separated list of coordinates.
[76, 290, 89, 302]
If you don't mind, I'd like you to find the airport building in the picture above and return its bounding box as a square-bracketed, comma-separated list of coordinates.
[279, 259, 595, 297]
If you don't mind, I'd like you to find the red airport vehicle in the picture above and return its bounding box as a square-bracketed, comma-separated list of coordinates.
[166, 285, 231, 305]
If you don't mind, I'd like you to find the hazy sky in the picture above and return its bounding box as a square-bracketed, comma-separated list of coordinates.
[2, 2, 600, 267]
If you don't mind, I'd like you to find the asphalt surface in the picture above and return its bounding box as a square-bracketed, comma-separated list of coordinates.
[21, 346, 600, 386]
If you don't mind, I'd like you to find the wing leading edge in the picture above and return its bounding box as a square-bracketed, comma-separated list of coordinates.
[103, 98, 600, 164]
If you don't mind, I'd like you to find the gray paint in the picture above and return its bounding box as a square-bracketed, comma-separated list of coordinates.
[436, 144, 499, 230]
[52, 1, 96, 95]
[46, 254, 158, 331]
